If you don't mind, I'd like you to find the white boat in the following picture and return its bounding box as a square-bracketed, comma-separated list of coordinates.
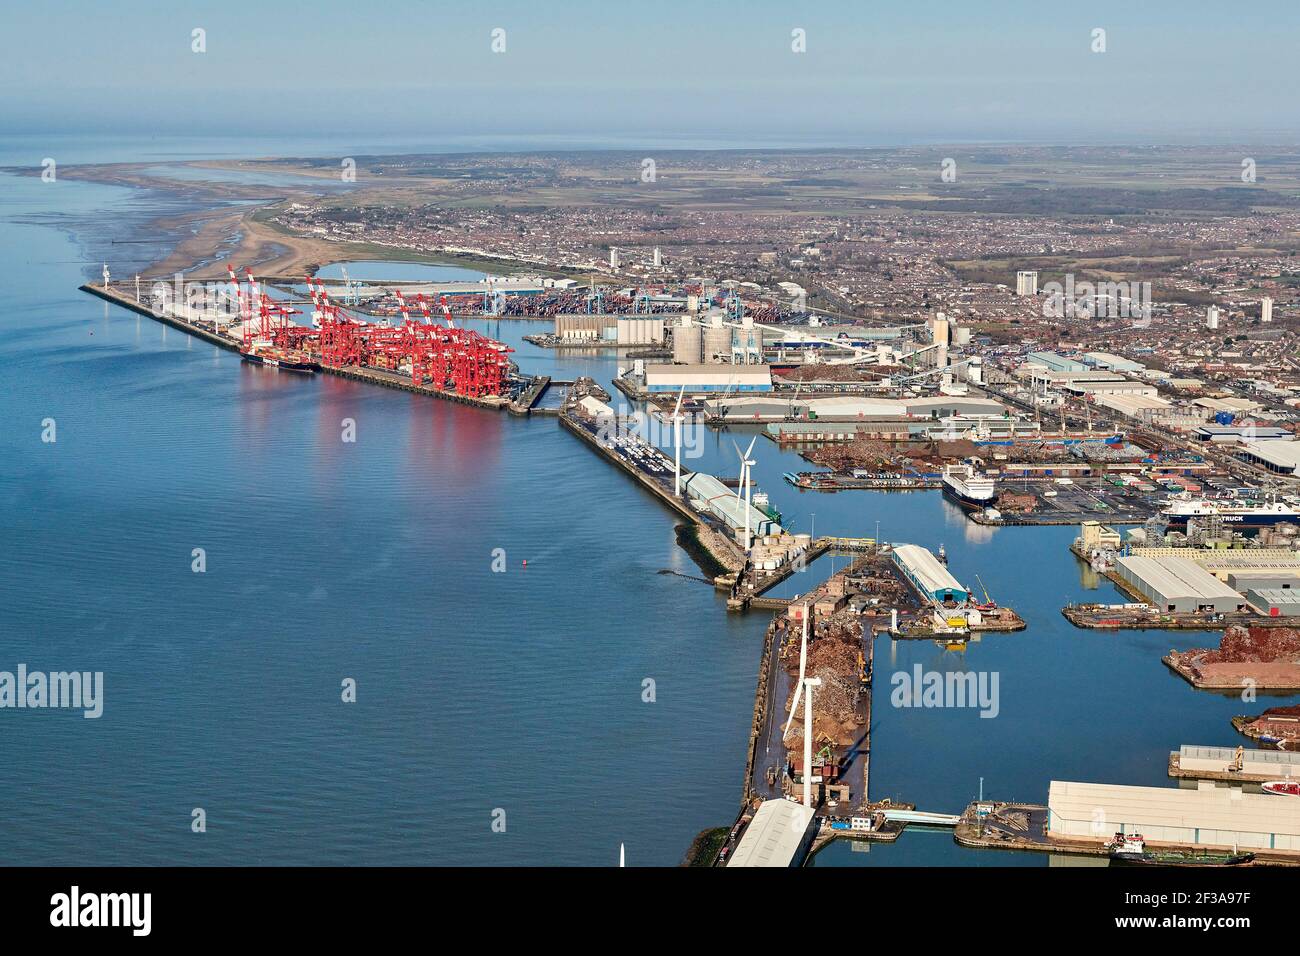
[1261, 780, 1300, 796]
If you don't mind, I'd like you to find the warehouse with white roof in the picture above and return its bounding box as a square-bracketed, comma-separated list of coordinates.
[1114, 554, 1247, 613]
[727, 799, 816, 867]
[1048, 780, 1300, 852]
[892, 544, 970, 603]
[1241, 439, 1300, 476]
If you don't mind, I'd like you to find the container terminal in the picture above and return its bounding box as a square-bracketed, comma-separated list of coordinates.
[80, 267, 541, 413]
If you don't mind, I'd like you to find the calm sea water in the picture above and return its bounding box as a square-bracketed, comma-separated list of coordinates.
[0, 138, 1294, 866]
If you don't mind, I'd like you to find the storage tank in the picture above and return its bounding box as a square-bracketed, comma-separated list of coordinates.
[672, 317, 703, 364]
[703, 316, 731, 365]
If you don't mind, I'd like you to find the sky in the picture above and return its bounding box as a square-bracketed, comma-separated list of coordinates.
[1, 0, 1297, 147]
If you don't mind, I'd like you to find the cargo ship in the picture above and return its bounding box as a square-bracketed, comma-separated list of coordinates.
[1161, 492, 1298, 528]
[1107, 832, 1254, 866]
[239, 345, 317, 373]
[941, 463, 997, 510]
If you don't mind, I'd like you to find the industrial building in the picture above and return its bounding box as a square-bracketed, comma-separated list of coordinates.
[702, 394, 1005, 422]
[891, 544, 970, 603]
[680, 471, 780, 539]
[643, 364, 772, 393]
[555, 315, 615, 341]
[1247, 588, 1300, 616]
[1175, 744, 1300, 780]
[1025, 351, 1088, 373]
[1241, 439, 1300, 475]
[1194, 424, 1293, 443]
[1083, 352, 1145, 373]
[1048, 780, 1300, 853]
[1129, 547, 1300, 583]
[727, 798, 816, 867]
[1114, 555, 1248, 613]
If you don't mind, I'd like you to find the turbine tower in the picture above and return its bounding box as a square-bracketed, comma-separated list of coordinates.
[782, 614, 821, 807]
[672, 386, 686, 497]
[731, 435, 758, 548]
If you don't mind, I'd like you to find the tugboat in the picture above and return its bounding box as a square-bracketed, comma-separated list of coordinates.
[1107, 832, 1254, 866]
[1261, 780, 1300, 796]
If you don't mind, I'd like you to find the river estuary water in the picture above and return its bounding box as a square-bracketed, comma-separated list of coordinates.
[0, 139, 1294, 866]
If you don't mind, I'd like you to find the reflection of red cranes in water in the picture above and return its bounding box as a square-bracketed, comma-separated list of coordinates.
[227, 265, 513, 398]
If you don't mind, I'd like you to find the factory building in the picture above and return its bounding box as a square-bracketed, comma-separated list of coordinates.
[1194, 425, 1293, 443]
[644, 364, 772, 393]
[702, 394, 1006, 422]
[1129, 547, 1300, 581]
[1083, 352, 1145, 373]
[680, 472, 780, 539]
[1048, 780, 1300, 853]
[555, 315, 616, 341]
[727, 799, 816, 867]
[891, 544, 970, 603]
[1175, 744, 1300, 779]
[1025, 352, 1088, 373]
[1114, 555, 1248, 613]
[1240, 440, 1300, 476]
[1247, 589, 1300, 617]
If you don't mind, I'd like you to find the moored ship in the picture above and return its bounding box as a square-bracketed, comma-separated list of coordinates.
[942, 463, 998, 510]
[1161, 492, 1298, 528]
[1107, 832, 1254, 866]
[239, 344, 317, 373]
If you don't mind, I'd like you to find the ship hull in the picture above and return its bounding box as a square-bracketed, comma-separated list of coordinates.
[241, 352, 317, 374]
[1110, 851, 1255, 867]
[942, 481, 998, 510]
[1163, 511, 1295, 529]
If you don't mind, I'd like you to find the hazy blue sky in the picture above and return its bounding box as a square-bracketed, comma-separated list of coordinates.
[2, 0, 1297, 146]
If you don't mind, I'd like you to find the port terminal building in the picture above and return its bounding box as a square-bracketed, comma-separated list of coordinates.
[891, 544, 970, 603]
[1048, 780, 1300, 853]
[643, 364, 773, 393]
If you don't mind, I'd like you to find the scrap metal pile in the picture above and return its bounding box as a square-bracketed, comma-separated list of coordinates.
[782, 612, 868, 752]
[1169, 625, 1300, 689]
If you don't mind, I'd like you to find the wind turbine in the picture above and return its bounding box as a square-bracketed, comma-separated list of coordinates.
[731, 435, 758, 548]
[672, 385, 686, 497]
[781, 614, 820, 808]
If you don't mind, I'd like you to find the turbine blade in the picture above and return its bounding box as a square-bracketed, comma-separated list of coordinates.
[782, 679, 803, 738]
